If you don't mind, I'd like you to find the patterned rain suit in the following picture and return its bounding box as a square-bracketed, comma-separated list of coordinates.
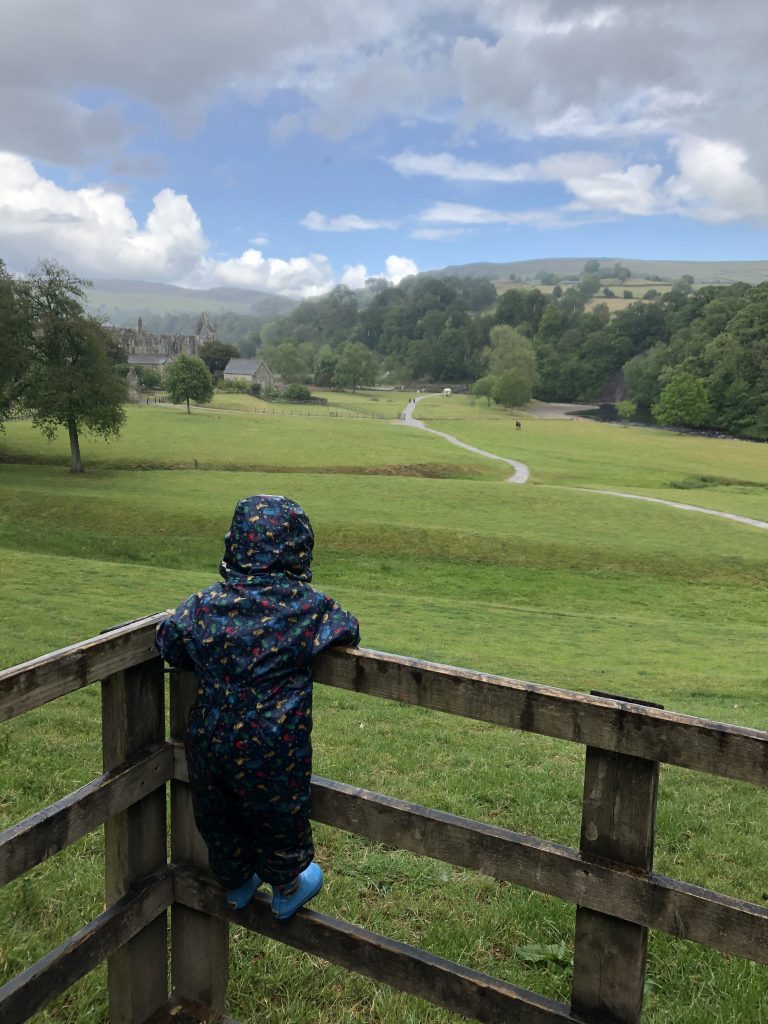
[155, 495, 360, 889]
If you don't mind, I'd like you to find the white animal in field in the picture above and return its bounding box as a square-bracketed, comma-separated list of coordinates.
[442, 388, 452, 397]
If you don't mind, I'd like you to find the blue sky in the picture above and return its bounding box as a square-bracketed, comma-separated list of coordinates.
[1, 1, 767, 296]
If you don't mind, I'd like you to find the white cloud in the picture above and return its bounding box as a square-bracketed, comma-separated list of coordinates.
[665, 136, 768, 222]
[201, 249, 335, 298]
[301, 211, 399, 232]
[0, 152, 207, 280]
[340, 263, 369, 289]
[405, 134, 768, 226]
[391, 149, 615, 184]
[248, 234, 269, 246]
[419, 201, 567, 229]
[0, 153, 358, 299]
[411, 227, 468, 240]
[563, 163, 663, 216]
[383, 255, 419, 283]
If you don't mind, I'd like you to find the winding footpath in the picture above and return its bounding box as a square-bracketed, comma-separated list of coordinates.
[398, 396, 768, 531]
[398, 395, 529, 483]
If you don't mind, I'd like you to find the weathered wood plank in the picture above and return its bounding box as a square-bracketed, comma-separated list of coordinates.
[174, 867, 580, 1024]
[172, 757, 768, 965]
[103, 661, 169, 1024]
[5, 626, 768, 786]
[309, 775, 768, 965]
[0, 743, 172, 886]
[0, 613, 166, 722]
[314, 646, 768, 787]
[170, 669, 229, 1014]
[571, 696, 660, 1024]
[0, 866, 173, 1024]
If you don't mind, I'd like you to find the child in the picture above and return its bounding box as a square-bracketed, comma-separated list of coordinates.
[156, 495, 360, 919]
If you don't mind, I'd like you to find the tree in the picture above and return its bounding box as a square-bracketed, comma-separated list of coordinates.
[334, 341, 377, 391]
[471, 375, 494, 406]
[616, 399, 637, 423]
[486, 325, 537, 401]
[21, 260, 127, 472]
[0, 259, 32, 424]
[314, 345, 338, 386]
[164, 355, 214, 413]
[491, 371, 531, 410]
[198, 340, 240, 376]
[136, 366, 162, 389]
[652, 372, 710, 428]
[271, 342, 309, 383]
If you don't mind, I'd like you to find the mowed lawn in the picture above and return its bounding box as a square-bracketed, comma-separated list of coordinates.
[1, 401, 767, 1023]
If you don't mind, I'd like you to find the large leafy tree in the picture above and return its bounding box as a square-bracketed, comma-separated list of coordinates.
[652, 372, 711, 428]
[334, 341, 378, 391]
[22, 260, 127, 473]
[198, 340, 240, 376]
[164, 354, 214, 412]
[0, 259, 32, 424]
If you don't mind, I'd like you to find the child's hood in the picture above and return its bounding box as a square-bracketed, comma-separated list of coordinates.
[219, 495, 314, 582]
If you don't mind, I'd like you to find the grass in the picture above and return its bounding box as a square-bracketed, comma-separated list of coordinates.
[1, 400, 768, 1022]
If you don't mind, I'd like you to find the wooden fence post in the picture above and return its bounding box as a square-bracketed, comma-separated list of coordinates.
[571, 693, 662, 1024]
[170, 669, 229, 1012]
[102, 659, 168, 1024]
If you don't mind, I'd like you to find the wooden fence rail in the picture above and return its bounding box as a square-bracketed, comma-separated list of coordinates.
[1, 615, 767, 1023]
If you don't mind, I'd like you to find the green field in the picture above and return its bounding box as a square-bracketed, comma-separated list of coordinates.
[1, 399, 767, 1022]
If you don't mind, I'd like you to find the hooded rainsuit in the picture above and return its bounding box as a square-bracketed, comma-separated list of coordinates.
[155, 495, 359, 890]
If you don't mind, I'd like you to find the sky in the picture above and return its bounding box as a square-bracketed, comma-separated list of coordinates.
[1, 0, 767, 298]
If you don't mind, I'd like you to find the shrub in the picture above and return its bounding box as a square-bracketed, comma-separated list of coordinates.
[282, 383, 312, 402]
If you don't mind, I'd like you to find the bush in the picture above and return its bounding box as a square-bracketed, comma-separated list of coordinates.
[282, 383, 312, 402]
[215, 378, 250, 393]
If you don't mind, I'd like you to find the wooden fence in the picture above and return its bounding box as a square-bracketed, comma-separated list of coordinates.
[1, 615, 767, 1023]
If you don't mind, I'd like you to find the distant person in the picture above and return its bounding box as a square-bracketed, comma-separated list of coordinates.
[156, 495, 360, 919]
[515, 420, 522, 430]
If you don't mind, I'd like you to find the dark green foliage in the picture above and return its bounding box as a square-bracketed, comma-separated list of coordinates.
[135, 366, 162, 389]
[282, 383, 312, 401]
[20, 260, 128, 472]
[652, 373, 711, 428]
[164, 354, 214, 413]
[0, 260, 32, 423]
[334, 341, 378, 391]
[198, 340, 240, 375]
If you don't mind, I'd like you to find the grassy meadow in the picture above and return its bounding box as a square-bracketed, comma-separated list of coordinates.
[1, 395, 767, 1023]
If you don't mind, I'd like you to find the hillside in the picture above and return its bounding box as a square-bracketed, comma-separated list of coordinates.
[429, 258, 768, 286]
[86, 279, 297, 324]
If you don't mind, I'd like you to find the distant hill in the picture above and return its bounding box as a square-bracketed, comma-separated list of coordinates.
[428, 258, 768, 286]
[86, 279, 297, 325]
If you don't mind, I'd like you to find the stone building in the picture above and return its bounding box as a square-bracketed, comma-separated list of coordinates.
[109, 313, 218, 376]
[223, 357, 276, 392]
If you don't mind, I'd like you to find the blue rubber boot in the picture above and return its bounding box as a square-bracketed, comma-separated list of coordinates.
[271, 863, 323, 920]
[226, 872, 262, 910]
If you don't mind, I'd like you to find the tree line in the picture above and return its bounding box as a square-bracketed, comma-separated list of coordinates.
[254, 269, 767, 438]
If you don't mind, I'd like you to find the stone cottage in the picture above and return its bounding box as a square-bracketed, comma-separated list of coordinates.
[223, 357, 276, 392]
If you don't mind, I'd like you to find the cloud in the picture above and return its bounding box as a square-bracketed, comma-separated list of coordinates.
[0, 153, 207, 280]
[300, 211, 399, 232]
[665, 136, 768, 223]
[410, 227, 468, 240]
[419, 201, 568, 229]
[200, 249, 335, 298]
[0, 153, 368, 298]
[340, 263, 369, 289]
[404, 135, 768, 225]
[383, 255, 419, 283]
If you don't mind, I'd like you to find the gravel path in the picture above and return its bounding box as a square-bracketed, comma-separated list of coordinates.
[399, 395, 529, 483]
[398, 397, 768, 530]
